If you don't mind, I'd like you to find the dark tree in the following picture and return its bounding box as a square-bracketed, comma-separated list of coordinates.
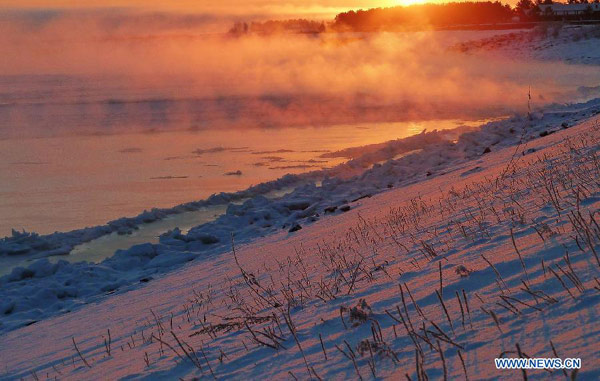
[515, 0, 535, 14]
[332, 2, 516, 32]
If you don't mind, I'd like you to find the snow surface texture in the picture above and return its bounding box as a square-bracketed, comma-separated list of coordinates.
[1, 30, 600, 379]
[2, 98, 600, 336]
[2, 106, 600, 380]
[453, 24, 600, 66]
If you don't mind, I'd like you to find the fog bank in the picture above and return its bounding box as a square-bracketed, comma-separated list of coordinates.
[0, 11, 598, 137]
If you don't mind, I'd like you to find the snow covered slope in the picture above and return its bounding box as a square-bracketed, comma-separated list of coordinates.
[2, 104, 600, 379]
[453, 24, 600, 66]
[1, 99, 600, 336]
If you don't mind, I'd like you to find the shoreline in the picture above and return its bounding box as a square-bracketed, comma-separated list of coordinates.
[1, 23, 600, 379]
[1, 97, 599, 335]
[2, 102, 600, 379]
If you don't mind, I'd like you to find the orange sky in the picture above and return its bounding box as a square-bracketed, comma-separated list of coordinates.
[0, 0, 443, 17]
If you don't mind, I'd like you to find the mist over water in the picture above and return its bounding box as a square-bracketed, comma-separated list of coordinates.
[1, 9, 599, 235]
[0, 10, 598, 138]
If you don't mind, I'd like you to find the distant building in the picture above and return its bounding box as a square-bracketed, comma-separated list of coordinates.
[538, 2, 600, 17]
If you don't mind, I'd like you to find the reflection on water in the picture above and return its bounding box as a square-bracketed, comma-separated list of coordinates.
[0, 118, 487, 236]
[0, 187, 294, 276]
[0, 206, 224, 277]
[61, 186, 294, 265]
[64, 206, 226, 265]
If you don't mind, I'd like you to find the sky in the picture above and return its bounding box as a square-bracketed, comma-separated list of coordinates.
[0, 0, 446, 39]
[0, 0, 522, 35]
[0, 1, 405, 18]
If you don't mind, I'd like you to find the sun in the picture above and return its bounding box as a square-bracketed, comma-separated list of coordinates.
[394, 0, 430, 5]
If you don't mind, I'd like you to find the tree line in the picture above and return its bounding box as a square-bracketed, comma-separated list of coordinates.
[229, 19, 326, 35]
[228, 1, 600, 35]
[332, 2, 515, 31]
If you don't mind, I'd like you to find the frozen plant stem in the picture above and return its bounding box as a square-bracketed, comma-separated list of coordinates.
[71, 337, 91, 369]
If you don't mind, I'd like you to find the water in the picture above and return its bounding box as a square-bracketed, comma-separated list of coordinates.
[2, 28, 599, 275]
[0, 206, 224, 277]
[0, 115, 493, 277]
[2, 29, 599, 237]
[0, 187, 297, 276]
[0, 118, 488, 237]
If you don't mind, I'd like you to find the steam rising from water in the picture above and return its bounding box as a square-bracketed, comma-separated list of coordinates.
[0, 10, 598, 138]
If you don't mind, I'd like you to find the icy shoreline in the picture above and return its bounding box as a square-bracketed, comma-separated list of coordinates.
[1, 98, 600, 334]
[2, 99, 600, 380]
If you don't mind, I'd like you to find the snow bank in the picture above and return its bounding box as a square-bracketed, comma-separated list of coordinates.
[454, 24, 600, 66]
[3, 105, 600, 380]
[1, 97, 600, 334]
[0, 173, 309, 259]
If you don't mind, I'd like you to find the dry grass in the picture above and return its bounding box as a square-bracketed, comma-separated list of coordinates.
[40, 121, 600, 379]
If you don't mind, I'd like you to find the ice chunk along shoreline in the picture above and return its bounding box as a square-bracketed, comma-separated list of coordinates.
[1, 98, 600, 334]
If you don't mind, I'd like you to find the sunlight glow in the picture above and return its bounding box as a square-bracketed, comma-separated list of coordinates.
[395, 0, 428, 6]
